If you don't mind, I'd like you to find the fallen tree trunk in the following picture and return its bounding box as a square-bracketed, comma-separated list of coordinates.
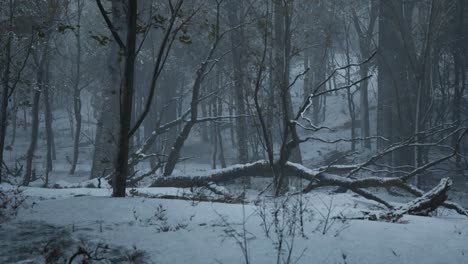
[150, 160, 468, 217]
[395, 178, 451, 216]
[151, 161, 272, 188]
[376, 178, 452, 222]
[345, 178, 453, 222]
[151, 160, 421, 195]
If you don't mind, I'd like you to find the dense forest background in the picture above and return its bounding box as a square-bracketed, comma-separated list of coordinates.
[0, 0, 467, 208]
[1, 0, 468, 263]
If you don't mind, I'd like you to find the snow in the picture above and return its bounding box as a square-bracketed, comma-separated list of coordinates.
[2, 63, 467, 263]
[1, 185, 467, 263]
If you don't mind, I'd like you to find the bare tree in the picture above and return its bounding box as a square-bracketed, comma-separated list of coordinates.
[69, 0, 84, 175]
[226, 0, 249, 164]
[0, 0, 32, 183]
[352, 0, 378, 149]
[23, 44, 48, 186]
[163, 7, 226, 176]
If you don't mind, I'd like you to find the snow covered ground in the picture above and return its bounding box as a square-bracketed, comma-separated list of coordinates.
[2, 65, 468, 263]
[1, 184, 468, 264]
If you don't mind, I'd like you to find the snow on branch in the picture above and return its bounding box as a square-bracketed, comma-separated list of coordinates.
[150, 160, 468, 217]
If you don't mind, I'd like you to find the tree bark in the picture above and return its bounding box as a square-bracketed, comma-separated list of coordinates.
[0, 0, 13, 183]
[272, 0, 303, 194]
[23, 55, 45, 186]
[226, 0, 249, 164]
[43, 58, 54, 177]
[70, 0, 83, 175]
[451, 0, 466, 167]
[345, 24, 356, 151]
[351, 3, 376, 150]
[377, 0, 414, 168]
[91, 0, 123, 179]
[113, 0, 137, 197]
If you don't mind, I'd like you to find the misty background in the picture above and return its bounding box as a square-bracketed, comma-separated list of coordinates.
[0, 0, 468, 263]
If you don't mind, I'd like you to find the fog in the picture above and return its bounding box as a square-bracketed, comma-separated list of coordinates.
[0, 0, 467, 263]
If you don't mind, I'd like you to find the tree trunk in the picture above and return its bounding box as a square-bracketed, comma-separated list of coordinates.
[43, 58, 54, 175]
[451, 0, 466, 167]
[273, 0, 303, 194]
[377, 0, 414, 168]
[211, 78, 218, 169]
[9, 96, 17, 147]
[70, 0, 83, 175]
[201, 99, 209, 143]
[345, 24, 356, 151]
[359, 65, 371, 149]
[0, 47, 10, 184]
[216, 71, 226, 168]
[163, 27, 222, 176]
[226, 0, 249, 164]
[24, 28, 50, 186]
[0, 0, 13, 183]
[113, 0, 137, 197]
[352, 4, 376, 150]
[23, 59, 44, 186]
[91, 0, 123, 179]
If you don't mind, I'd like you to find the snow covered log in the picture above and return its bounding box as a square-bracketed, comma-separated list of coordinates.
[334, 178, 459, 223]
[393, 178, 451, 216]
[150, 160, 407, 191]
[363, 178, 453, 222]
[395, 181, 468, 217]
[150, 160, 357, 188]
[151, 161, 272, 188]
[149, 160, 468, 217]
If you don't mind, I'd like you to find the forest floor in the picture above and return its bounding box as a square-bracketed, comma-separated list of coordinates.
[1, 74, 468, 263]
[1, 184, 468, 264]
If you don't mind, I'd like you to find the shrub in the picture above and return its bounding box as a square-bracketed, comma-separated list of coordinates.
[0, 186, 29, 223]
